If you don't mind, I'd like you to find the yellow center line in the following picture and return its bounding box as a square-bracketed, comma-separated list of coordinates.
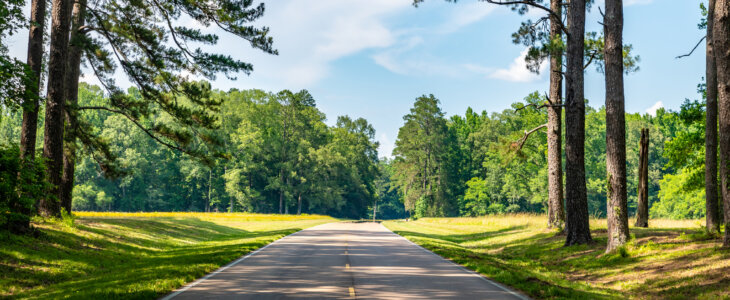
[345, 263, 350, 269]
[349, 286, 355, 298]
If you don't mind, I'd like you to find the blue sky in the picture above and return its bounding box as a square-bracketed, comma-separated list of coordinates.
[5, 0, 708, 158]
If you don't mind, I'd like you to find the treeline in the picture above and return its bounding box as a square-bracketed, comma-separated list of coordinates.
[391, 91, 706, 220]
[1, 84, 382, 219]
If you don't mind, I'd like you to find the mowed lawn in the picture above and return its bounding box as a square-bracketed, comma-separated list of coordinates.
[1, 212, 337, 299]
[384, 215, 730, 300]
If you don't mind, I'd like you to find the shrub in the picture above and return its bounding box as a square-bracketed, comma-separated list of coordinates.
[0, 145, 47, 234]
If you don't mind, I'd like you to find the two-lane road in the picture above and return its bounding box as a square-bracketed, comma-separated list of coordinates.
[163, 222, 528, 299]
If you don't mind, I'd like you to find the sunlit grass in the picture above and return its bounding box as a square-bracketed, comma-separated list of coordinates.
[1, 212, 337, 299]
[384, 214, 729, 300]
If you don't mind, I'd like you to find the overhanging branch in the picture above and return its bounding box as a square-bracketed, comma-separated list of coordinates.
[484, 0, 569, 37]
[676, 35, 707, 59]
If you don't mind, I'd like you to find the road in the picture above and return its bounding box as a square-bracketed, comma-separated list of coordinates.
[162, 222, 529, 300]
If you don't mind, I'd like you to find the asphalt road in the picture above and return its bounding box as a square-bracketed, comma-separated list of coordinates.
[162, 222, 529, 300]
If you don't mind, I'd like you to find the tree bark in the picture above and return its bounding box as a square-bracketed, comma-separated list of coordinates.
[713, 0, 730, 248]
[635, 128, 649, 227]
[19, 0, 47, 160]
[60, 0, 87, 214]
[564, 0, 592, 246]
[604, 0, 630, 252]
[40, 0, 73, 217]
[706, 0, 721, 234]
[547, 0, 565, 230]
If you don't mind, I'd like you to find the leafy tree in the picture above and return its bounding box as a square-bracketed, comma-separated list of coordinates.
[393, 95, 458, 218]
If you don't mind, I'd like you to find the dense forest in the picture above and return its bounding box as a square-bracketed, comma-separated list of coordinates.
[391, 90, 706, 221]
[0, 82, 705, 221]
[1, 84, 382, 218]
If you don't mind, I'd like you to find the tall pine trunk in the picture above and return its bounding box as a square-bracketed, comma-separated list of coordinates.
[60, 0, 87, 213]
[547, 0, 565, 230]
[40, 0, 73, 217]
[19, 0, 47, 160]
[706, 0, 721, 234]
[713, 0, 730, 248]
[604, 0, 630, 252]
[635, 128, 649, 227]
[564, 0, 592, 246]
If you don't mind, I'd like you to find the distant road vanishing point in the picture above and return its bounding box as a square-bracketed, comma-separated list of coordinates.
[161, 222, 529, 300]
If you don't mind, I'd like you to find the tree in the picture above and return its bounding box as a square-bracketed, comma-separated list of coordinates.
[635, 128, 649, 227]
[712, 0, 730, 247]
[19, 0, 45, 160]
[564, 0, 592, 246]
[40, 0, 74, 217]
[61, 0, 88, 213]
[393, 95, 457, 218]
[705, 0, 722, 234]
[603, 0, 630, 252]
[46, 0, 278, 215]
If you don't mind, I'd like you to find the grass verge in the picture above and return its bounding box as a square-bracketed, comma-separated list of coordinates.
[383, 215, 730, 300]
[1, 212, 336, 299]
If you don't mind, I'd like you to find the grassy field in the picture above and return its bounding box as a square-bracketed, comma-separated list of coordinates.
[0, 212, 337, 299]
[384, 215, 730, 300]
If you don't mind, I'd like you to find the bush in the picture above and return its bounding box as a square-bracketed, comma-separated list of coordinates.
[0, 145, 47, 234]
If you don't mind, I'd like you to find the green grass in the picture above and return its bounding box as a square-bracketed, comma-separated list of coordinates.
[384, 215, 730, 300]
[0, 212, 337, 299]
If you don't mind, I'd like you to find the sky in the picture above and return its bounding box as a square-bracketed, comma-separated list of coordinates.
[5, 0, 707, 158]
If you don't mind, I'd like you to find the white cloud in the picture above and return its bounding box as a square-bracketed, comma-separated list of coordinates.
[645, 101, 663, 116]
[439, 2, 497, 33]
[218, 0, 411, 89]
[488, 48, 546, 83]
[378, 133, 395, 159]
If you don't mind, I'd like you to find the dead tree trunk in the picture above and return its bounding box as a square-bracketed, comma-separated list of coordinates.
[547, 0, 566, 230]
[635, 128, 649, 228]
[40, 0, 73, 217]
[564, 0, 592, 246]
[713, 0, 730, 248]
[19, 0, 47, 160]
[604, 0, 630, 252]
[706, 0, 722, 234]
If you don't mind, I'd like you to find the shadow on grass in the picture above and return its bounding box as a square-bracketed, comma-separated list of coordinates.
[391, 224, 728, 300]
[0, 217, 301, 299]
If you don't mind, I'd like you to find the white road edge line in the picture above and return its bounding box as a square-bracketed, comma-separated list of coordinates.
[159, 229, 304, 300]
[380, 224, 531, 300]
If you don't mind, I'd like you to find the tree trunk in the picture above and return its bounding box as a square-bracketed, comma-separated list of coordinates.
[564, 0, 592, 246]
[713, 0, 730, 248]
[206, 168, 212, 212]
[60, 0, 87, 214]
[19, 0, 47, 160]
[547, 0, 565, 230]
[604, 0, 630, 252]
[40, 0, 73, 217]
[635, 128, 649, 227]
[297, 193, 302, 215]
[279, 169, 284, 214]
[706, 0, 721, 234]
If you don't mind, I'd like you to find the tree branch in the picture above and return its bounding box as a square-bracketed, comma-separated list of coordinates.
[676, 35, 707, 59]
[584, 50, 598, 69]
[512, 123, 547, 151]
[77, 105, 188, 153]
[484, 0, 569, 37]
